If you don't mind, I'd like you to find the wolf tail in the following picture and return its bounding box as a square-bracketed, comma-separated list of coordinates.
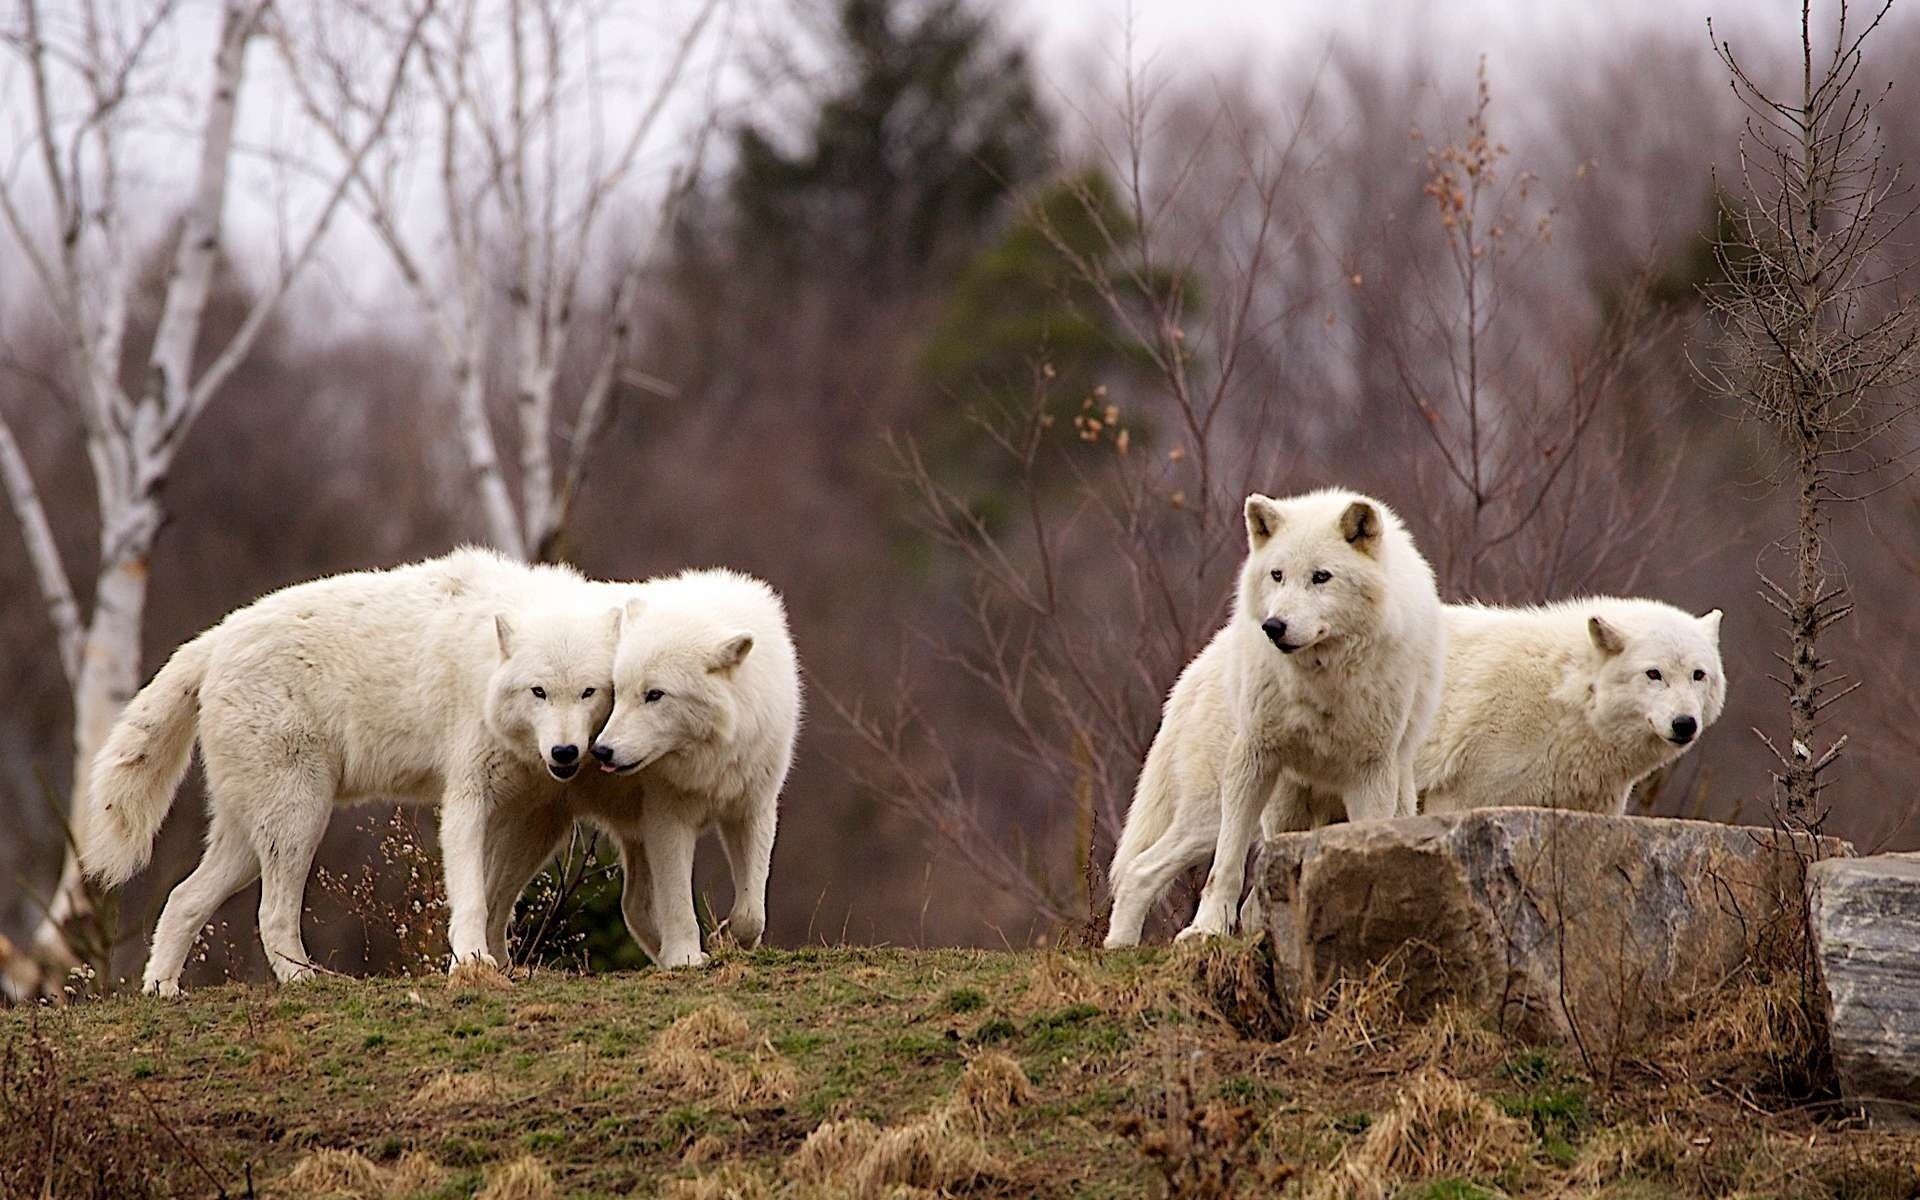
[81, 632, 215, 886]
[1108, 732, 1178, 885]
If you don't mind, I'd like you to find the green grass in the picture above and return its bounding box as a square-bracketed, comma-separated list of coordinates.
[3, 945, 1916, 1199]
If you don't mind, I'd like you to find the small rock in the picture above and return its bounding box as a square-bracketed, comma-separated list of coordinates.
[1809, 853, 1920, 1123]
[1251, 807, 1848, 1061]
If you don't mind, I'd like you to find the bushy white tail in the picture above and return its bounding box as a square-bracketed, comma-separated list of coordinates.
[82, 634, 213, 886]
[1108, 735, 1177, 884]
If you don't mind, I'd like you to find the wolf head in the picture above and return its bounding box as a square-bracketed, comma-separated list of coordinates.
[1585, 607, 1726, 752]
[484, 605, 621, 780]
[1238, 491, 1397, 660]
[591, 596, 755, 776]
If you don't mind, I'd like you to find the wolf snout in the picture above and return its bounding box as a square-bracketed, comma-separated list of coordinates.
[1668, 715, 1698, 744]
[1261, 618, 1288, 645]
[590, 743, 615, 764]
[550, 744, 579, 765]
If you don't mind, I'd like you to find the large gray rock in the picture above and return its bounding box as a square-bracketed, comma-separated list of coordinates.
[1252, 807, 1848, 1060]
[1810, 853, 1920, 1121]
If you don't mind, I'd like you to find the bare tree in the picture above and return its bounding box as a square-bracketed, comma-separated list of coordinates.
[276, 0, 724, 563]
[1700, 0, 1920, 829]
[1379, 59, 1690, 604]
[0, 0, 427, 998]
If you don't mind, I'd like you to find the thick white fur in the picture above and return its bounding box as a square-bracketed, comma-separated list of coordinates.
[1104, 488, 1444, 947]
[1418, 598, 1726, 815]
[530, 568, 802, 969]
[81, 548, 620, 995]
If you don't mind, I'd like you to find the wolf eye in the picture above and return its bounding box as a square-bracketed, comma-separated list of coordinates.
[581, 687, 596, 699]
[1692, 669, 1707, 682]
[1644, 670, 1662, 682]
[1269, 569, 1284, 582]
[644, 688, 665, 703]
[530, 686, 547, 699]
[1310, 569, 1332, 585]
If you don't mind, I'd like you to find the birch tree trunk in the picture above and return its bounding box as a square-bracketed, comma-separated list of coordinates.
[1, 0, 430, 998]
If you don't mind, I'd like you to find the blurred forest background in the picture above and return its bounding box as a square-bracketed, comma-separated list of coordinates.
[4, 0, 1919, 990]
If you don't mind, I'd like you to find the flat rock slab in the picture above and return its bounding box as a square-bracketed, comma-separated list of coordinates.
[1810, 853, 1920, 1122]
[1252, 807, 1849, 1060]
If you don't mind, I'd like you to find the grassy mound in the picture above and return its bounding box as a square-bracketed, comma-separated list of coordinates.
[2, 944, 1914, 1198]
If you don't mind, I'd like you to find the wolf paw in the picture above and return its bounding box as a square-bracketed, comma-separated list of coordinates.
[655, 946, 709, 969]
[1173, 922, 1223, 945]
[142, 978, 183, 999]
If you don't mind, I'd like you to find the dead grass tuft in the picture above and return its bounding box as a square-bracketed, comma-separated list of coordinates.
[785, 1117, 882, 1182]
[646, 1005, 796, 1109]
[660, 1162, 777, 1199]
[511, 1003, 560, 1026]
[384, 1152, 445, 1195]
[1173, 937, 1297, 1041]
[407, 1069, 499, 1111]
[944, 1050, 1033, 1129]
[1663, 973, 1831, 1098]
[1568, 1122, 1690, 1189]
[283, 1148, 384, 1198]
[445, 959, 513, 994]
[1402, 1001, 1505, 1071]
[252, 1028, 302, 1079]
[1333, 1069, 1526, 1197]
[682, 1134, 732, 1167]
[786, 1111, 999, 1199]
[656, 1004, 753, 1053]
[1296, 962, 1407, 1059]
[475, 1154, 557, 1200]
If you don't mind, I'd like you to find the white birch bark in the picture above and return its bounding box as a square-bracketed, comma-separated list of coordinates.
[0, 0, 430, 997]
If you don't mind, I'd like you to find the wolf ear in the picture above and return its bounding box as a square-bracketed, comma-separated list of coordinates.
[1339, 500, 1381, 554]
[1588, 615, 1626, 657]
[606, 606, 625, 641]
[494, 614, 515, 658]
[623, 595, 646, 625]
[1245, 494, 1284, 547]
[709, 631, 754, 674]
[1698, 609, 1723, 644]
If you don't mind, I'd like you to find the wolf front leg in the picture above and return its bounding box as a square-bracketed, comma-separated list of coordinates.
[441, 763, 507, 970]
[1178, 740, 1279, 943]
[717, 801, 776, 947]
[640, 805, 707, 968]
[1343, 759, 1402, 824]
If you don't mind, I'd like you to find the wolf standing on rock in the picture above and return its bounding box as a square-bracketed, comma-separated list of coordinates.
[1104, 489, 1445, 947]
[79, 549, 620, 995]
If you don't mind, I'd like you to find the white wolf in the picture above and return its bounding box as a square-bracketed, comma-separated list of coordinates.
[80, 549, 619, 995]
[1104, 489, 1444, 948]
[572, 568, 801, 969]
[1417, 599, 1726, 815]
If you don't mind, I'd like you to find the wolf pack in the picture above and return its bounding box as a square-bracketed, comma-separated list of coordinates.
[77, 487, 1724, 993]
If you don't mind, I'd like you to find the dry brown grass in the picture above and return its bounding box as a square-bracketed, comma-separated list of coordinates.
[943, 1050, 1033, 1129]
[283, 1149, 385, 1198]
[407, 1069, 500, 1111]
[475, 1154, 557, 1200]
[445, 959, 513, 994]
[1568, 1122, 1691, 1190]
[282, 1147, 447, 1199]
[1330, 1070, 1527, 1198]
[785, 1110, 1000, 1199]
[646, 1004, 797, 1109]
[1659, 973, 1831, 1098]
[252, 1028, 302, 1079]
[659, 1163, 777, 1200]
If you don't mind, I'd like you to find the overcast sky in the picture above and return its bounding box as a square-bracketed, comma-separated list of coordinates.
[0, 0, 1827, 336]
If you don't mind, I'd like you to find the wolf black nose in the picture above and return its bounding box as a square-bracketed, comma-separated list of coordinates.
[551, 744, 579, 764]
[1670, 716, 1698, 743]
[590, 743, 614, 764]
[1261, 618, 1288, 645]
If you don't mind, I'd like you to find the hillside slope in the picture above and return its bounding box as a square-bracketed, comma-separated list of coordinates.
[2, 944, 1914, 1199]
